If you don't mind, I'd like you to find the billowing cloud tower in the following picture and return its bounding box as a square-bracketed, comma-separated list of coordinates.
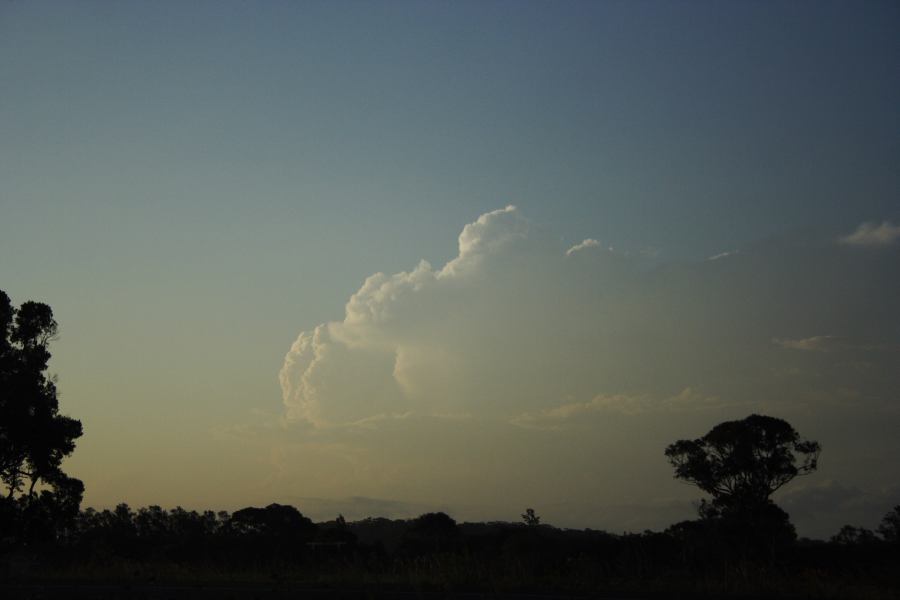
[277, 207, 900, 534]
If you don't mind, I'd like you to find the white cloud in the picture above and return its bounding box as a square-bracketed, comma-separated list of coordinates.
[565, 238, 600, 256]
[280, 205, 538, 427]
[281, 207, 900, 429]
[839, 221, 900, 246]
[439, 204, 527, 277]
[279, 324, 406, 425]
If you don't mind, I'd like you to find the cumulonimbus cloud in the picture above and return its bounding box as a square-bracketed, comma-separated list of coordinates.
[280, 205, 535, 426]
[280, 208, 900, 430]
[272, 207, 900, 538]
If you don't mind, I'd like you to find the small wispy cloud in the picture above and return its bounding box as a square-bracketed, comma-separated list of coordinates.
[773, 335, 895, 353]
[510, 393, 647, 430]
[839, 221, 900, 247]
[565, 238, 600, 256]
[708, 250, 738, 261]
[773, 335, 840, 352]
[510, 388, 722, 430]
[342, 411, 472, 431]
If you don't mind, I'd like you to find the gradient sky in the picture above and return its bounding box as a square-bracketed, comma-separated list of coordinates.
[1, 1, 898, 539]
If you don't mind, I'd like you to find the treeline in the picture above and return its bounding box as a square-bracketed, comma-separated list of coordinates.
[2, 502, 899, 596]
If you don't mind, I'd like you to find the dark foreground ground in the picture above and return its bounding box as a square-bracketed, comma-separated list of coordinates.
[4, 582, 898, 600]
[0, 585, 637, 600]
[3, 578, 897, 600]
[13, 584, 847, 600]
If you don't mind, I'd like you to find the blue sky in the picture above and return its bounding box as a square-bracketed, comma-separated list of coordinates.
[1, 1, 898, 537]
[4, 1, 897, 266]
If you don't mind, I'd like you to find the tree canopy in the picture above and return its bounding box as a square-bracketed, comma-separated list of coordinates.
[0, 290, 83, 504]
[665, 414, 820, 512]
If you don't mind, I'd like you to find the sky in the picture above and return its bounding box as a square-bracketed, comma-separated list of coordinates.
[1, 1, 898, 539]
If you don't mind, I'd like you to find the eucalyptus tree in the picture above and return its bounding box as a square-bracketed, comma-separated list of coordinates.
[0, 290, 83, 504]
[665, 414, 820, 514]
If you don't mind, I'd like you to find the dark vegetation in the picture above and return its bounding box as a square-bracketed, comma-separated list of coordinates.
[2, 290, 899, 598]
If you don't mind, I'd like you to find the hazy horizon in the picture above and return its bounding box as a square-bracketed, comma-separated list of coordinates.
[2, 1, 898, 540]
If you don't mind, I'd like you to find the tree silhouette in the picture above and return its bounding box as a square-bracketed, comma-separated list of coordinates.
[831, 524, 879, 546]
[229, 503, 316, 538]
[665, 415, 819, 562]
[521, 508, 540, 526]
[664, 414, 820, 514]
[878, 505, 900, 543]
[0, 290, 83, 505]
